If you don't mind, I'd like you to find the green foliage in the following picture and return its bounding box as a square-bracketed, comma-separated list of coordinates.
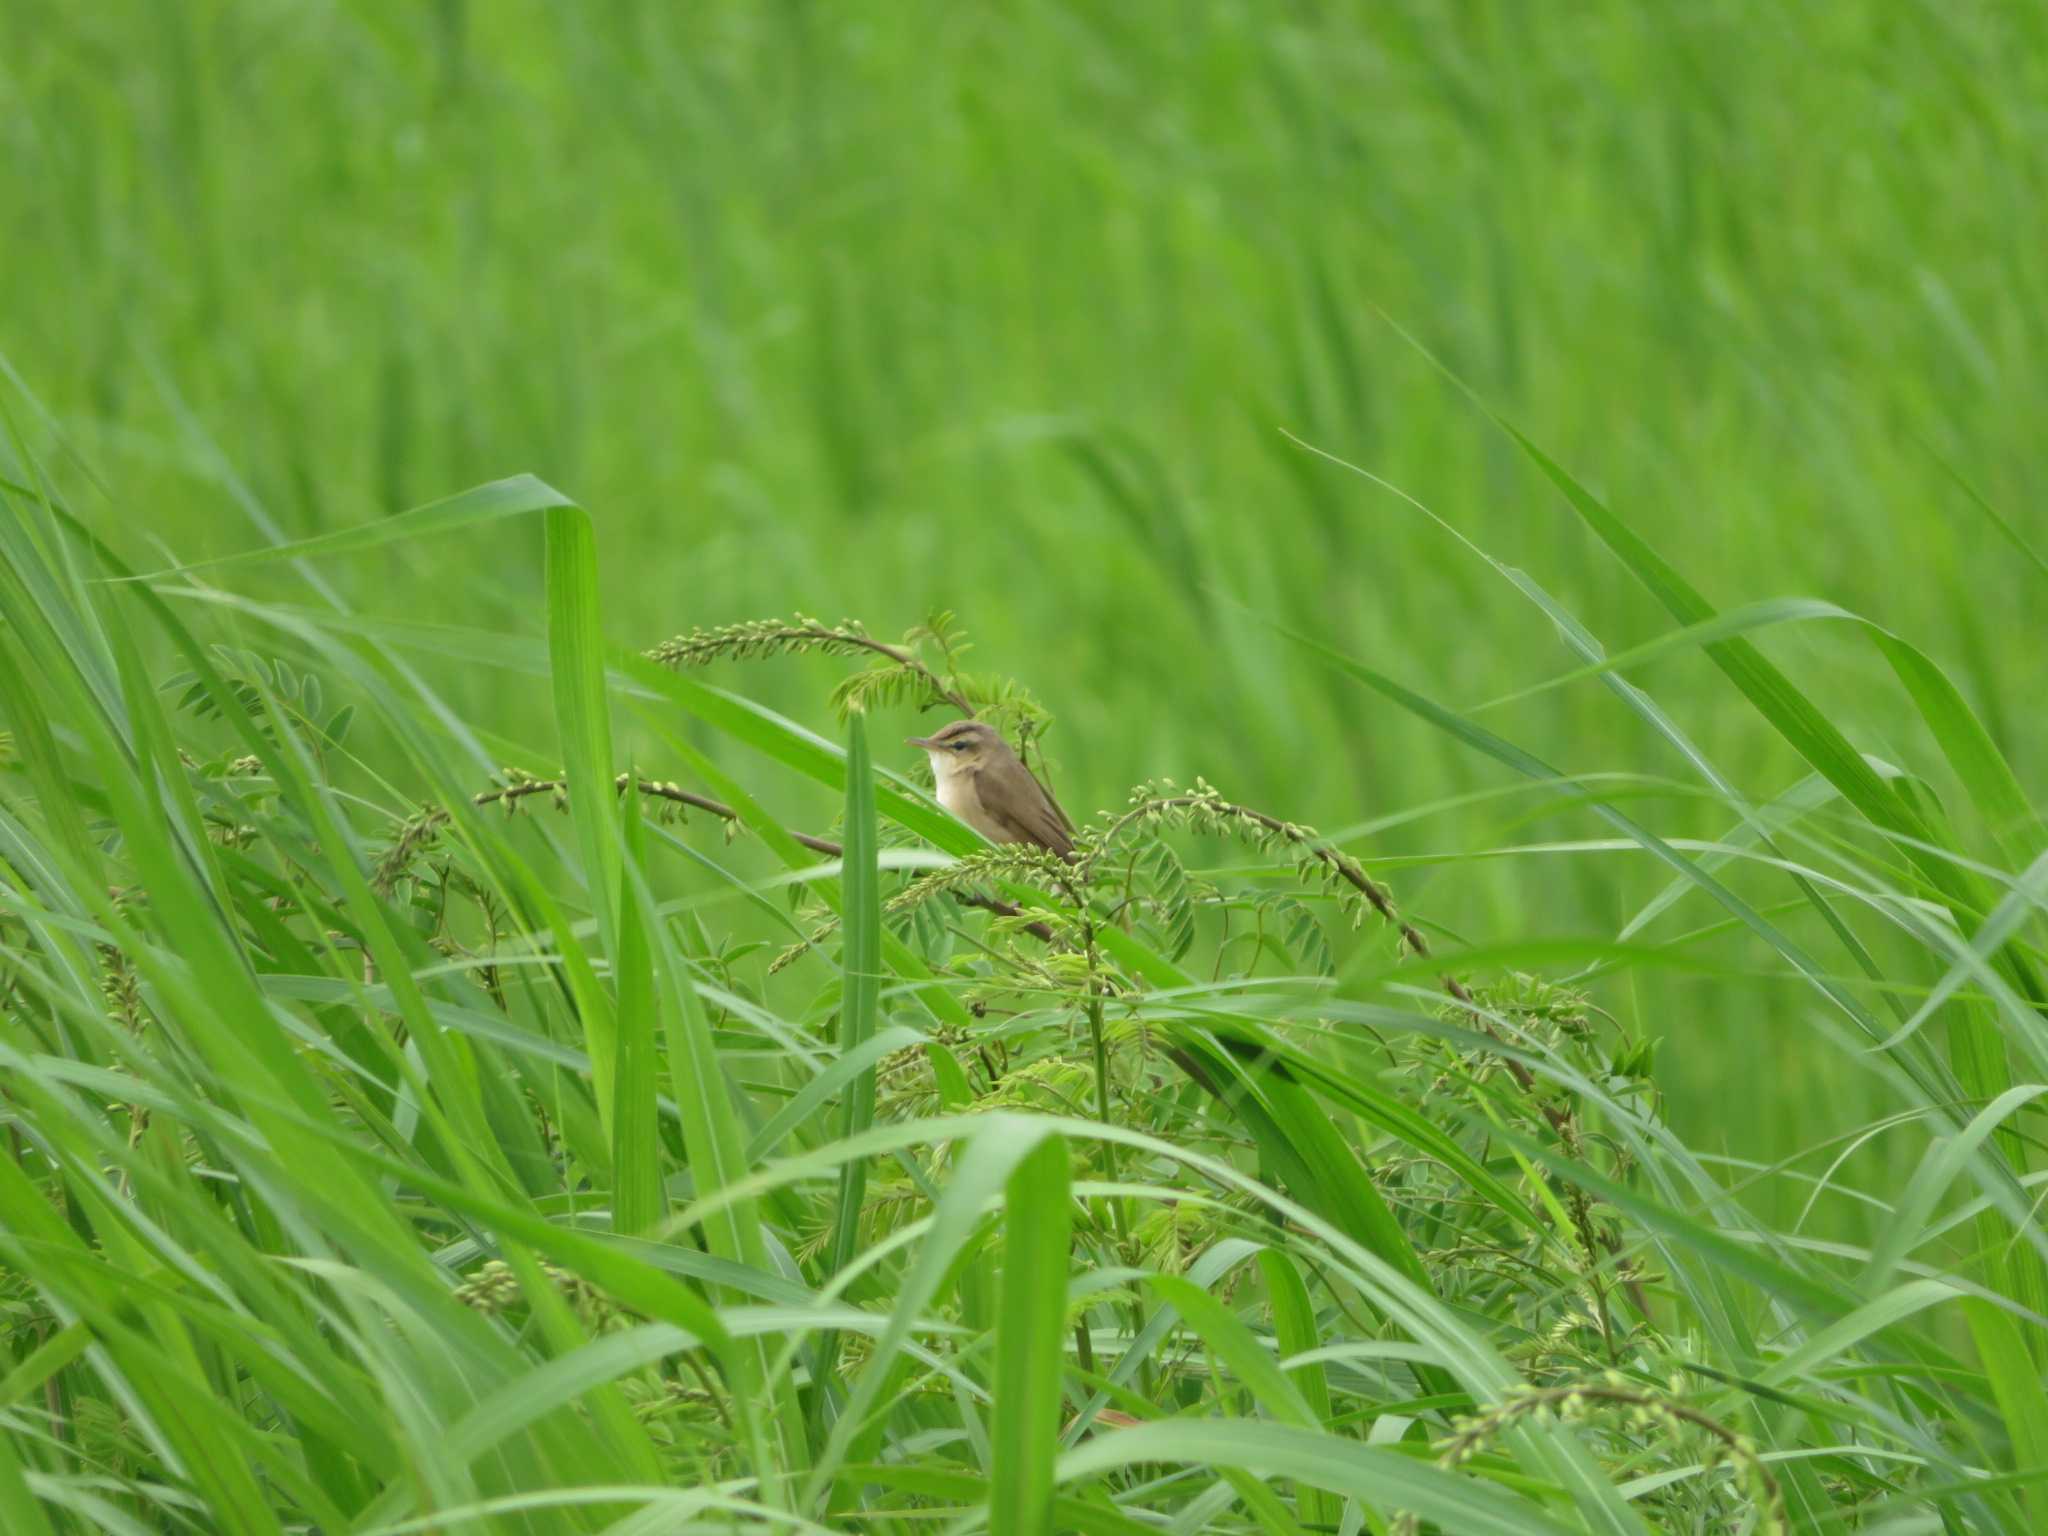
[6, 447, 2047, 1530]
[10, 0, 2046, 1162]
[166, 646, 355, 761]
[5, 5, 2048, 1529]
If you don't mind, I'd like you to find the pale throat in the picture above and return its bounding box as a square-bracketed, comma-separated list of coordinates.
[924, 750, 1005, 841]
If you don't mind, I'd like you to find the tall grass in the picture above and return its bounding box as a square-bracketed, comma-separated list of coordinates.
[5, 4, 2048, 1529]
[10, 0, 2048, 1161]
[3, 409, 2046, 1528]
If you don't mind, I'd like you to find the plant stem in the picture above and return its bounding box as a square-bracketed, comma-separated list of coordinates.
[465, 773, 1054, 938]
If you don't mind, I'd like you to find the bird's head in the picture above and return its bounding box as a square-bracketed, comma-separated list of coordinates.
[907, 719, 1004, 778]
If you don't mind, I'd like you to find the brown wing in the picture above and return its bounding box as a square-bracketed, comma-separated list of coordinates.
[983, 771, 1076, 858]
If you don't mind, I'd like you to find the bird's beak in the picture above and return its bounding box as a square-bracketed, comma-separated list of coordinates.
[905, 735, 940, 750]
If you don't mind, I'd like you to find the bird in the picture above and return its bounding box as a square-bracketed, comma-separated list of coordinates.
[906, 719, 1075, 858]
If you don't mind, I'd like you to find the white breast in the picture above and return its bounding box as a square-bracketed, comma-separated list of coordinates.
[927, 754, 1006, 842]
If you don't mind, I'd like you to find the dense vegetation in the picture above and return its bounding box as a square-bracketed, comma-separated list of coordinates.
[1, 462, 2044, 1530]
[4, 3, 2048, 1531]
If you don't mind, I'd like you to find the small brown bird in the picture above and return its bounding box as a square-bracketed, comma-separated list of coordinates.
[906, 719, 1075, 858]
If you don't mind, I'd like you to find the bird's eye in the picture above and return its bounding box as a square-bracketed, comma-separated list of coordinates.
[949, 741, 968, 752]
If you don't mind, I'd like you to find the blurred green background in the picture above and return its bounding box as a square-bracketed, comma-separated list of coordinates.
[6, 0, 2045, 1168]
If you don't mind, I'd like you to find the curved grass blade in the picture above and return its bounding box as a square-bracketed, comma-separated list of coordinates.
[815, 712, 885, 1427]
[1258, 1251, 1341, 1530]
[611, 776, 662, 1236]
[830, 711, 884, 1279]
[111, 474, 574, 583]
[1057, 1419, 1581, 1536]
[990, 1134, 1073, 1536]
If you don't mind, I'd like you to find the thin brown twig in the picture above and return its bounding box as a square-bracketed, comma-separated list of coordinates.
[469, 774, 1052, 941]
[474, 774, 841, 855]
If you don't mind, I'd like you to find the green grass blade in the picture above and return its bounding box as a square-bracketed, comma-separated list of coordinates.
[1501, 423, 2048, 1333]
[990, 1133, 1073, 1536]
[1472, 592, 2044, 866]
[115, 474, 575, 581]
[806, 1114, 1059, 1508]
[545, 500, 623, 1111]
[1287, 628, 1948, 1083]
[1170, 1031, 1430, 1294]
[1258, 1249, 1341, 1530]
[611, 773, 663, 1236]
[1144, 1271, 1315, 1426]
[0, 1431, 57, 1536]
[811, 713, 886, 1418]
[1057, 1419, 1581, 1536]
[829, 711, 884, 1281]
[1965, 1296, 2048, 1529]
